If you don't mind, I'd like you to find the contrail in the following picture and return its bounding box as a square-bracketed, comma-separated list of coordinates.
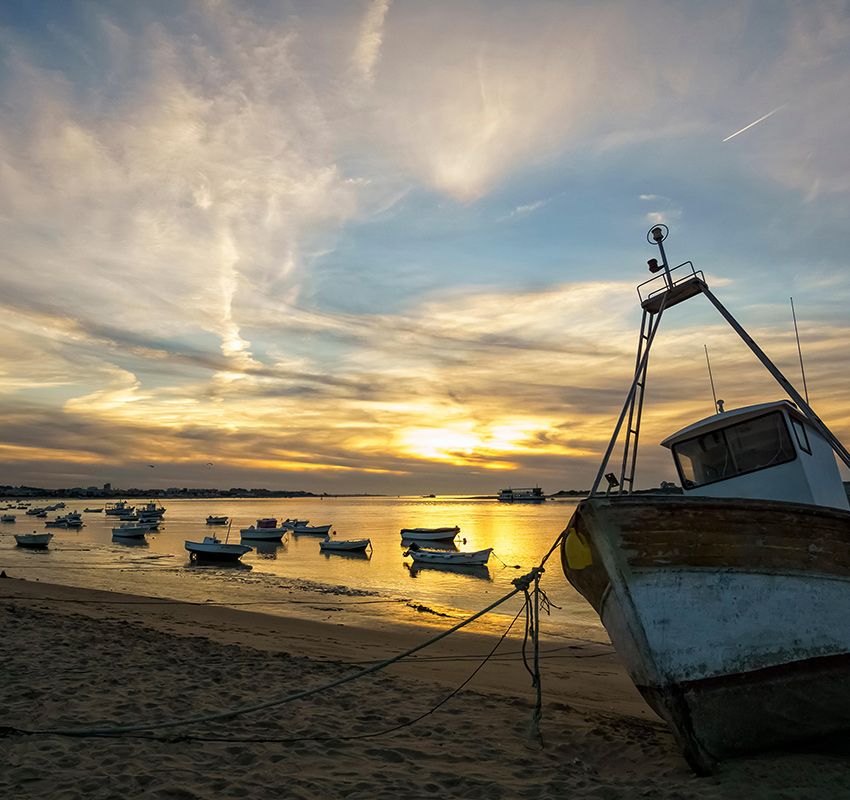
[722, 104, 786, 142]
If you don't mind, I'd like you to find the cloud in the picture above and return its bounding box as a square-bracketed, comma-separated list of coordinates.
[352, 0, 392, 84]
[0, 1, 849, 493]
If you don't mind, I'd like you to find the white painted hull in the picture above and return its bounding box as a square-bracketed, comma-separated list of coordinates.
[563, 495, 850, 771]
[240, 527, 287, 541]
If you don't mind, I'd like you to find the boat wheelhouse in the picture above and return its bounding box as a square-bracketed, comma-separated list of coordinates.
[662, 400, 848, 510]
[560, 226, 850, 773]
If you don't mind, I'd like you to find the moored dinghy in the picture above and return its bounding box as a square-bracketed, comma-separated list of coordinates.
[404, 544, 492, 565]
[185, 535, 252, 562]
[560, 226, 850, 773]
[292, 523, 332, 536]
[319, 536, 371, 553]
[206, 515, 229, 526]
[15, 532, 53, 549]
[112, 522, 153, 538]
[399, 526, 460, 541]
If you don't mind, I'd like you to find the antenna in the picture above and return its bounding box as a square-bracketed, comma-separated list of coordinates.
[790, 297, 809, 404]
[704, 344, 718, 413]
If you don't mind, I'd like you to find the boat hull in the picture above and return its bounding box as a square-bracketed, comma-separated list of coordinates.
[185, 540, 252, 561]
[319, 539, 370, 552]
[562, 494, 850, 772]
[15, 533, 53, 548]
[399, 527, 459, 541]
[240, 528, 286, 541]
[293, 525, 332, 535]
[407, 548, 492, 565]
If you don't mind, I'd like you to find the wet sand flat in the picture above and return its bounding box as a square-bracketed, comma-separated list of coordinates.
[2, 577, 850, 799]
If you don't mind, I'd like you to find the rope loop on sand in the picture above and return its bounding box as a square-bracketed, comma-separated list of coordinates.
[9, 569, 549, 739]
[3, 537, 570, 745]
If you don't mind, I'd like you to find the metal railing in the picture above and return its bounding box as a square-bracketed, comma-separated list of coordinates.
[637, 261, 704, 305]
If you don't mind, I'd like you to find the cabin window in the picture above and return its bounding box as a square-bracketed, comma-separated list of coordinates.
[672, 411, 796, 488]
[790, 417, 812, 455]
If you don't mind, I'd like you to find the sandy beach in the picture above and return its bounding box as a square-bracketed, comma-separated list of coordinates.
[2, 575, 850, 799]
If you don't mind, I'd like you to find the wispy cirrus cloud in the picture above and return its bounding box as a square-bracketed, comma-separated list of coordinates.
[0, 0, 849, 493]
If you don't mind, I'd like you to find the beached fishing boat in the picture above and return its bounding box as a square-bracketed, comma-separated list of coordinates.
[206, 515, 229, 525]
[240, 518, 288, 541]
[292, 523, 332, 536]
[1, 514, 15, 522]
[83, 507, 103, 513]
[185, 535, 252, 562]
[14, 532, 53, 549]
[282, 518, 309, 530]
[111, 522, 153, 538]
[560, 226, 850, 773]
[404, 544, 492, 565]
[399, 526, 460, 541]
[319, 537, 371, 552]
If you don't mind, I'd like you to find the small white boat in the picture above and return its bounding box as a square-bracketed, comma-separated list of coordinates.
[240, 518, 288, 541]
[112, 522, 153, 538]
[404, 545, 492, 565]
[1, 514, 15, 522]
[282, 518, 309, 530]
[185, 535, 252, 562]
[206, 515, 229, 525]
[319, 537, 371, 552]
[45, 518, 70, 528]
[15, 532, 53, 549]
[399, 526, 460, 541]
[292, 523, 332, 536]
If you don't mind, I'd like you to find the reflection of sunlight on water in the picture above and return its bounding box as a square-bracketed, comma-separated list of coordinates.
[0, 497, 607, 642]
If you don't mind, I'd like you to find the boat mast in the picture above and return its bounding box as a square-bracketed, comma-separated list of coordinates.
[589, 227, 850, 496]
[700, 286, 850, 468]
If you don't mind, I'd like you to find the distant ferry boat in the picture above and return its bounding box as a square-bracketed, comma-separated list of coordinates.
[497, 487, 545, 503]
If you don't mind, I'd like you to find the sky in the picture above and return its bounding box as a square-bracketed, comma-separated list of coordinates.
[0, 0, 848, 493]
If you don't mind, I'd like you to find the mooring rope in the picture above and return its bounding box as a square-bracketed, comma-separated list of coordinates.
[2, 569, 544, 739]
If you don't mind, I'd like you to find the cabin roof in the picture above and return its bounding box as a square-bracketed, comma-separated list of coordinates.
[660, 400, 809, 449]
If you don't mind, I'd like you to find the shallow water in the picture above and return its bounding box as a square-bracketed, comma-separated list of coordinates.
[0, 496, 607, 641]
